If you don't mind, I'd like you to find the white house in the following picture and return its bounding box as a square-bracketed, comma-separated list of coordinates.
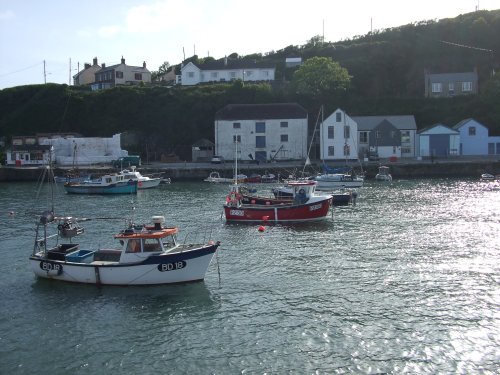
[214, 103, 308, 163]
[418, 124, 460, 157]
[180, 58, 275, 86]
[453, 118, 494, 156]
[319, 109, 359, 161]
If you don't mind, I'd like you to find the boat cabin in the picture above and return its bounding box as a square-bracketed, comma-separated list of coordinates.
[288, 181, 317, 204]
[35, 215, 180, 265]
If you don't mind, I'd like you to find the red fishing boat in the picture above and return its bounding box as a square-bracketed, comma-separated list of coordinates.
[223, 180, 332, 223]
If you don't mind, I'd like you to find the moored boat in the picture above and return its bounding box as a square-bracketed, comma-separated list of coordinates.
[375, 166, 392, 182]
[272, 185, 354, 206]
[118, 166, 161, 189]
[30, 214, 220, 285]
[224, 180, 332, 223]
[64, 174, 138, 194]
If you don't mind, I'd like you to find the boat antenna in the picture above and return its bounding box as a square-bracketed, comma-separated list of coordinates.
[302, 105, 323, 176]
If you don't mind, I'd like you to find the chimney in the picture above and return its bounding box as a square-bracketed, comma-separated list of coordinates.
[143, 61, 146, 68]
[102, 63, 106, 68]
[84, 63, 91, 69]
[224, 56, 227, 66]
[121, 56, 125, 64]
[93, 57, 98, 66]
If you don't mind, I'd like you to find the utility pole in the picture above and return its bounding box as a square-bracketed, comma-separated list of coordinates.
[43, 60, 46, 84]
[69, 58, 71, 85]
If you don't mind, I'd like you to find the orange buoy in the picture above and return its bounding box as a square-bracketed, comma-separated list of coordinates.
[258, 226, 265, 232]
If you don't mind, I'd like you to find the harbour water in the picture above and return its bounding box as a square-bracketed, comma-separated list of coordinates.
[0, 178, 499, 374]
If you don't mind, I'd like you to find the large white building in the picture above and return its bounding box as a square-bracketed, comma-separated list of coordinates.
[214, 103, 308, 163]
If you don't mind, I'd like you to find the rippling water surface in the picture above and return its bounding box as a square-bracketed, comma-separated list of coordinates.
[0, 178, 499, 374]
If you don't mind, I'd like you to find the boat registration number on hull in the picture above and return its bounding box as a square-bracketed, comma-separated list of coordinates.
[309, 203, 322, 211]
[230, 209, 244, 216]
[39, 261, 63, 275]
[158, 261, 186, 272]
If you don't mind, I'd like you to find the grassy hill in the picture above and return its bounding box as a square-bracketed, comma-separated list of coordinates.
[1, 9, 499, 160]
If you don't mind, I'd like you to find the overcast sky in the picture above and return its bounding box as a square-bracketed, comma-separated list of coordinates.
[0, 0, 498, 89]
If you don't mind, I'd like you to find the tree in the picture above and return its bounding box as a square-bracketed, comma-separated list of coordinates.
[292, 57, 351, 102]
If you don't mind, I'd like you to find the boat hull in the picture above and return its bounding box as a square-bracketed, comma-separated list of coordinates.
[137, 178, 161, 189]
[29, 245, 218, 285]
[224, 198, 332, 223]
[64, 181, 138, 194]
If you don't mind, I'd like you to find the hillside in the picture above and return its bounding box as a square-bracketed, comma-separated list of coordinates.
[1, 10, 499, 160]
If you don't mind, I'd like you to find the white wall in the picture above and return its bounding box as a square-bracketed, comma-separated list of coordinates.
[41, 134, 127, 165]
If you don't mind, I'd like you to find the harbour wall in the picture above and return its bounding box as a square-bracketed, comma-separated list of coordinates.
[1, 159, 499, 182]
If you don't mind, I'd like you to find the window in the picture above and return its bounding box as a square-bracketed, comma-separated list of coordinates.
[143, 238, 161, 252]
[126, 239, 141, 253]
[188, 72, 194, 78]
[462, 81, 472, 92]
[401, 131, 410, 143]
[376, 131, 381, 139]
[401, 147, 412, 154]
[281, 134, 288, 142]
[246, 71, 253, 77]
[256, 136, 266, 148]
[328, 146, 334, 156]
[432, 83, 442, 93]
[448, 82, 454, 93]
[359, 132, 368, 143]
[233, 122, 241, 129]
[336, 112, 342, 122]
[469, 127, 476, 136]
[134, 73, 142, 80]
[262, 71, 269, 77]
[255, 122, 266, 133]
[344, 125, 350, 139]
[328, 126, 334, 139]
[116, 71, 123, 79]
[230, 72, 236, 79]
[280, 121, 288, 128]
[211, 72, 218, 79]
[233, 135, 241, 143]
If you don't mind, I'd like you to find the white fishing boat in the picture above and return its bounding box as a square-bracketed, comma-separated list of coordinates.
[31, 162, 220, 285]
[30, 214, 220, 285]
[204, 171, 247, 183]
[375, 166, 392, 181]
[312, 172, 364, 189]
[119, 166, 161, 189]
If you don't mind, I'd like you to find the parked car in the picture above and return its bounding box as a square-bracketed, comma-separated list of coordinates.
[211, 155, 224, 164]
[112, 155, 141, 168]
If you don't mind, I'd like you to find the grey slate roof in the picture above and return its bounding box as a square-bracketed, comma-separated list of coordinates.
[418, 123, 459, 134]
[215, 103, 308, 121]
[452, 118, 487, 130]
[351, 115, 417, 131]
[427, 72, 477, 82]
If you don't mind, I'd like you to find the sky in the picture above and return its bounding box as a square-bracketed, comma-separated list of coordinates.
[0, 0, 498, 89]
